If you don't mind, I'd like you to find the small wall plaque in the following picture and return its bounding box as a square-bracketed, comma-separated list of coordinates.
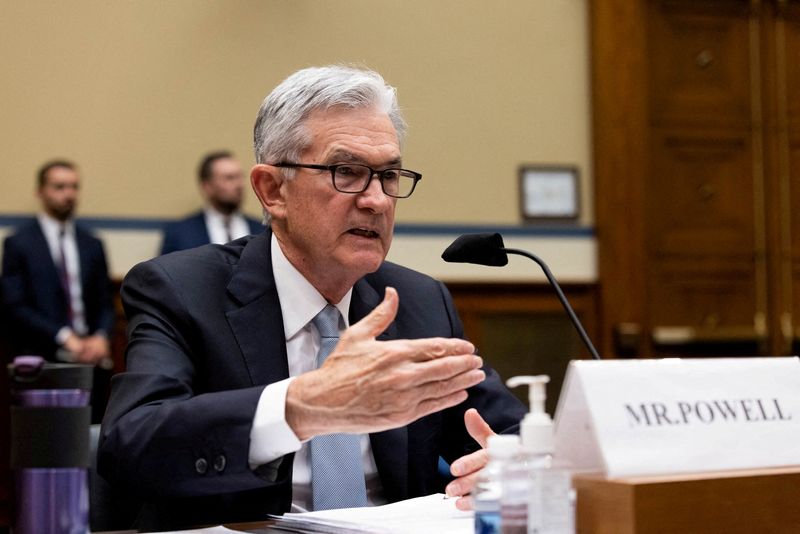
[519, 165, 580, 222]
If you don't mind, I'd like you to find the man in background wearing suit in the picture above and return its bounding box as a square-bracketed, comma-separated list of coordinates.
[1, 160, 115, 422]
[99, 66, 525, 529]
[159, 151, 263, 254]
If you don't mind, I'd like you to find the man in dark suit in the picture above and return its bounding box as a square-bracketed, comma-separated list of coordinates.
[1, 160, 115, 421]
[99, 66, 525, 530]
[160, 151, 263, 254]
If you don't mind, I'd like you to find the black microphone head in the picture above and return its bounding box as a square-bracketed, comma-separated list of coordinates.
[441, 233, 508, 266]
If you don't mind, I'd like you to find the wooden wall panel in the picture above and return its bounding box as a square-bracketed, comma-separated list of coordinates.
[784, 5, 800, 345]
[593, 0, 799, 358]
[646, 133, 755, 258]
[648, 1, 753, 128]
[591, 0, 650, 357]
[448, 283, 599, 409]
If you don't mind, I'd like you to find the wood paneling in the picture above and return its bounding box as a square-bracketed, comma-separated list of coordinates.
[448, 283, 600, 412]
[591, 0, 650, 357]
[648, 1, 753, 128]
[594, 0, 798, 358]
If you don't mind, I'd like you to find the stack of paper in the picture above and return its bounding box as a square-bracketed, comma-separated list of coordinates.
[266, 493, 473, 533]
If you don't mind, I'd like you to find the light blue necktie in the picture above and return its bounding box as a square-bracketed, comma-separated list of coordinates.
[309, 305, 368, 510]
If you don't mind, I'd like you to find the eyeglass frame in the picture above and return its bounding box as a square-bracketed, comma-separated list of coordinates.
[269, 162, 422, 199]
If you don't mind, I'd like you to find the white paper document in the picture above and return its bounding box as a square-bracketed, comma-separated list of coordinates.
[267, 493, 473, 533]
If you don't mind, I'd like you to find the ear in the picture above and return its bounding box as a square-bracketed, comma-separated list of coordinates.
[250, 164, 286, 221]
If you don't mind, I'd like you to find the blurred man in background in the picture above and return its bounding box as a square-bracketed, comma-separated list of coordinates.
[1, 159, 115, 421]
[159, 151, 263, 254]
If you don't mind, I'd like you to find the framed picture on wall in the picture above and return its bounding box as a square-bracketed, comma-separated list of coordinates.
[519, 165, 580, 222]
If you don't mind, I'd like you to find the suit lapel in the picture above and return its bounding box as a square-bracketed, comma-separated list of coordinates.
[30, 221, 67, 302]
[75, 227, 93, 291]
[352, 276, 409, 501]
[225, 230, 290, 386]
[195, 212, 213, 245]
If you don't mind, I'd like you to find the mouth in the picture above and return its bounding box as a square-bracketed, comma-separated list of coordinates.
[348, 227, 380, 239]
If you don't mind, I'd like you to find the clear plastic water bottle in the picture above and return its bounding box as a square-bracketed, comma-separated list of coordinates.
[528, 454, 575, 534]
[501, 447, 548, 534]
[474, 434, 520, 534]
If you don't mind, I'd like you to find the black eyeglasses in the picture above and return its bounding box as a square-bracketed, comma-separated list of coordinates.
[271, 162, 422, 198]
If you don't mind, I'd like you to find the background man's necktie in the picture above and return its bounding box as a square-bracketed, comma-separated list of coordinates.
[309, 304, 368, 510]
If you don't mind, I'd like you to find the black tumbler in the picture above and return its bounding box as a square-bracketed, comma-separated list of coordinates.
[8, 355, 93, 534]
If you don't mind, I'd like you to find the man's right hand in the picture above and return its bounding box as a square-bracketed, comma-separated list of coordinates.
[285, 287, 485, 440]
[62, 332, 85, 358]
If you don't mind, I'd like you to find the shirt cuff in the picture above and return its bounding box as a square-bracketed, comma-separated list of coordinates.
[248, 377, 303, 469]
[55, 327, 74, 346]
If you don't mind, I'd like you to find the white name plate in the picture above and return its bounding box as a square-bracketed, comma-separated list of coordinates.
[553, 357, 800, 478]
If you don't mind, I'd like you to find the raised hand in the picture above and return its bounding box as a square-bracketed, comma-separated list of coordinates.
[286, 287, 485, 440]
[445, 408, 496, 511]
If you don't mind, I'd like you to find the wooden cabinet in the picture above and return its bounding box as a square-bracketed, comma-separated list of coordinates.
[593, 0, 800, 358]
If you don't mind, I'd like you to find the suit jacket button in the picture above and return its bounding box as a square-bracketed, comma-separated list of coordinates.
[213, 454, 226, 473]
[195, 457, 208, 475]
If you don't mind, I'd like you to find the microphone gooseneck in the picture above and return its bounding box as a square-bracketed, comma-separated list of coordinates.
[441, 233, 601, 360]
[501, 247, 600, 360]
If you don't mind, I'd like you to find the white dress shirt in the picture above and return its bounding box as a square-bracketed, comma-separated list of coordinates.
[37, 214, 88, 342]
[204, 207, 251, 245]
[248, 233, 385, 511]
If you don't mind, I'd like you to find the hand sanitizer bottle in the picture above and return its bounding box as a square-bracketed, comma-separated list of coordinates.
[474, 434, 520, 534]
[506, 375, 575, 534]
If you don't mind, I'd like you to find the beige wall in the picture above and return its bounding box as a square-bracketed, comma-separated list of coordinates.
[0, 0, 591, 226]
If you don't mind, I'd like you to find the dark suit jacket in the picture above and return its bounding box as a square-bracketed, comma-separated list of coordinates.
[99, 229, 525, 530]
[159, 210, 263, 255]
[0, 219, 114, 360]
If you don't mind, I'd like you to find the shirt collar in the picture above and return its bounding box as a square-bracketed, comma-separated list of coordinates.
[270, 232, 352, 341]
[37, 213, 74, 239]
[204, 206, 242, 223]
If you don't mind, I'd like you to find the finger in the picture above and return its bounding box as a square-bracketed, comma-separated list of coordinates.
[409, 389, 469, 421]
[410, 355, 483, 385]
[402, 368, 484, 405]
[455, 495, 473, 511]
[445, 469, 481, 498]
[395, 337, 475, 361]
[346, 287, 399, 340]
[449, 448, 489, 478]
[465, 408, 495, 449]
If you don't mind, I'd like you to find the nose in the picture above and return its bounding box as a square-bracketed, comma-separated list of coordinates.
[356, 173, 394, 213]
[64, 185, 79, 199]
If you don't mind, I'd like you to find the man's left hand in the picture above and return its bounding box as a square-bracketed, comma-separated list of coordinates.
[445, 408, 496, 511]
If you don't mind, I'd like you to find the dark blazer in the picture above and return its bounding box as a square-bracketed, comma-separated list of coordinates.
[159, 210, 263, 255]
[0, 219, 114, 360]
[99, 229, 525, 530]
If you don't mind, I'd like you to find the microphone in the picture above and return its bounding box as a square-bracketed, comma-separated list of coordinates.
[442, 232, 601, 360]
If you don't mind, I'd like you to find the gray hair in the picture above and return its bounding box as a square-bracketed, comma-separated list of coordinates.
[253, 65, 407, 165]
